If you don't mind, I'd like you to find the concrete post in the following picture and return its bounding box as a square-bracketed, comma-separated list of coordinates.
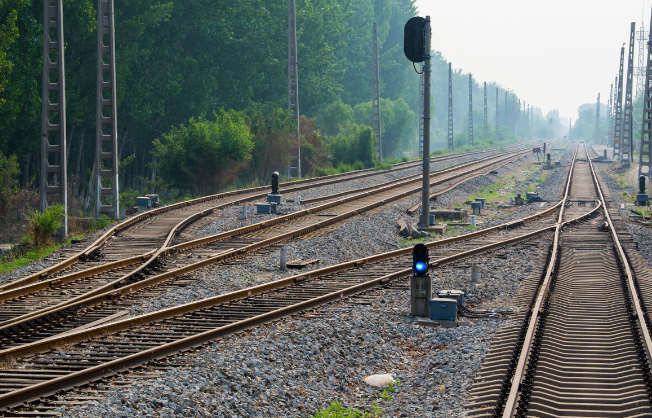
[411, 275, 432, 317]
[471, 263, 480, 284]
[242, 205, 247, 220]
[280, 247, 287, 271]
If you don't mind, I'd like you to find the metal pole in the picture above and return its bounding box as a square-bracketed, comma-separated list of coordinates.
[623, 22, 636, 163]
[614, 46, 625, 160]
[468, 74, 473, 147]
[419, 66, 424, 157]
[595, 93, 600, 144]
[639, 8, 652, 178]
[96, 0, 119, 219]
[608, 83, 613, 146]
[420, 16, 431, 229]
[495, 88, 499, 141]
[41, 0, 67, 238]
[288, 0, 301, 178]
[447, 62, 453, 150]
[372, 22, 382, 161]
[483, 82, 488, 140]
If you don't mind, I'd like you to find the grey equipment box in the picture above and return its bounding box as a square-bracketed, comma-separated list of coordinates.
[429, 298, 457, 321]
[437, 289, 465, 304]
[256, 203, 271, 214]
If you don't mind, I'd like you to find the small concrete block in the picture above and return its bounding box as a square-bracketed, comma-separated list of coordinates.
[430, 210, 466, 221]
[397, 219, 409, 236]
[267, 194, 282, 204]
[423, 224, 446, 234]
[416, 319, 470, 328]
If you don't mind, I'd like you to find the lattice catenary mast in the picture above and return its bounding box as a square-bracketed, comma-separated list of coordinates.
[95, 0, 119, 219]
[483, 82, 488, 139]
[41, 0, 67, 237]
[623, 22, 636, 163]
[595, 93, 600, 144]
[495, 88, 499, 141]
[468, 74, 473, 147]
[372, 22, 382, 161]
[447, 62, 453, 150]
[614, 46, 625, 160]
[639, 8, 652, 178]
[636, 17, 648, 99]
[608, 83, 613, 146]
[287, 0, 301, 177]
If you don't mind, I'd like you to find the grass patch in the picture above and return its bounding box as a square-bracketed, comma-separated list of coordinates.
[0, 235, 83, 274]
[311, 380, 401, 418]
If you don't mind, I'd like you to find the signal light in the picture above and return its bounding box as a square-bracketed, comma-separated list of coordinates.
[412, 243, 429, 276]
[404, 17, 426, 63]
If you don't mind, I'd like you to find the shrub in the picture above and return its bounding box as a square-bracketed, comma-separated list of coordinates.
[119, 189, 140, 211]
[26, 204, 64, 248]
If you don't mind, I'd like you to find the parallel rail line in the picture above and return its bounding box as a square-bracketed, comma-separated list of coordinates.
[0, 149, 533, 342]
[0, 146, 586, 413]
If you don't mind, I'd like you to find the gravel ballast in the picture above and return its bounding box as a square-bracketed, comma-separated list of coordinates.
[9, 146, 574, 417]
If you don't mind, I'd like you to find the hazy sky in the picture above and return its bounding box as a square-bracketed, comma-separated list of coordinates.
[414, 0, 651, 122]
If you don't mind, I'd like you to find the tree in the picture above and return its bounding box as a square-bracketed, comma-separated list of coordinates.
[153, 110, 253, 197]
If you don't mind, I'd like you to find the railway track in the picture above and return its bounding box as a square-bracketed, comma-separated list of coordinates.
[466, 145, 652, 417]
[0, 145, 584, 414]
[0, 148, 535, 344]
[1, 145, 520, 294]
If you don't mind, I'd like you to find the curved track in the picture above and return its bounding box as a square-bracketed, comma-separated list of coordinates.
[0, 146, 571, 412]
[0, 148, 534, 343]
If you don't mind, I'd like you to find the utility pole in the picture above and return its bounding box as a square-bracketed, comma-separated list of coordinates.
[41, 0, 67, 238]
[504, 91, 508, 134]
[637, 16, 648, 99]
[623, 22, 636, 163]
[420, 16, 432, 229]
[468, 74, 473, 147]
[96, 0, 119, 219]
[608, 83, 613, 146]
[287, 0, 301, 178]
[495, 88, 499, 141]
[447, 62, 453, 150]
[614, 46, 625, 160]
[569, 118, 572, 141]
[595, 93, 600, 144]
[483, 82, 488, 140]
[639, 8, 652, 178]
[372, 22, 382, 161]
[419, 65, 424, 157]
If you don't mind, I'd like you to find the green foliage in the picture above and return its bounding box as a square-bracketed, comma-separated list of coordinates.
[119, 188, 140, 210]
[329, 125, 377, 168]
[0, 235, 83, 274]
[311, 401, 380, 418]
[0, 151, 18, 218]
[317, 100, 354, 137]
[244, 105, 294, 181]
[90, 214, 113, 230]
[26, 204, 64, 248]
[153, 110, 254, 196]
[353, 98, 415, 159]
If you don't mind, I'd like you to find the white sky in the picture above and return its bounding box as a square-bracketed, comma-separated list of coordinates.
[415, 0, 651, 122]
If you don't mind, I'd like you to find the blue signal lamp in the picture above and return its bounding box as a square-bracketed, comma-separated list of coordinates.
[414, 261, 428, 273]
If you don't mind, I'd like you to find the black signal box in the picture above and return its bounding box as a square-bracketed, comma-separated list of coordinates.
[404, 17, 427, 63]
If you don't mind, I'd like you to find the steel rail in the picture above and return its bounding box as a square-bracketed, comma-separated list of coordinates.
[0, 150, 535, 332]
[0, 183, 601, 412]
[0, 145, 530, 293]
[501, 145, 579, 417]
[0, 175, 598, 363]
[0, 149, 529, 322]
